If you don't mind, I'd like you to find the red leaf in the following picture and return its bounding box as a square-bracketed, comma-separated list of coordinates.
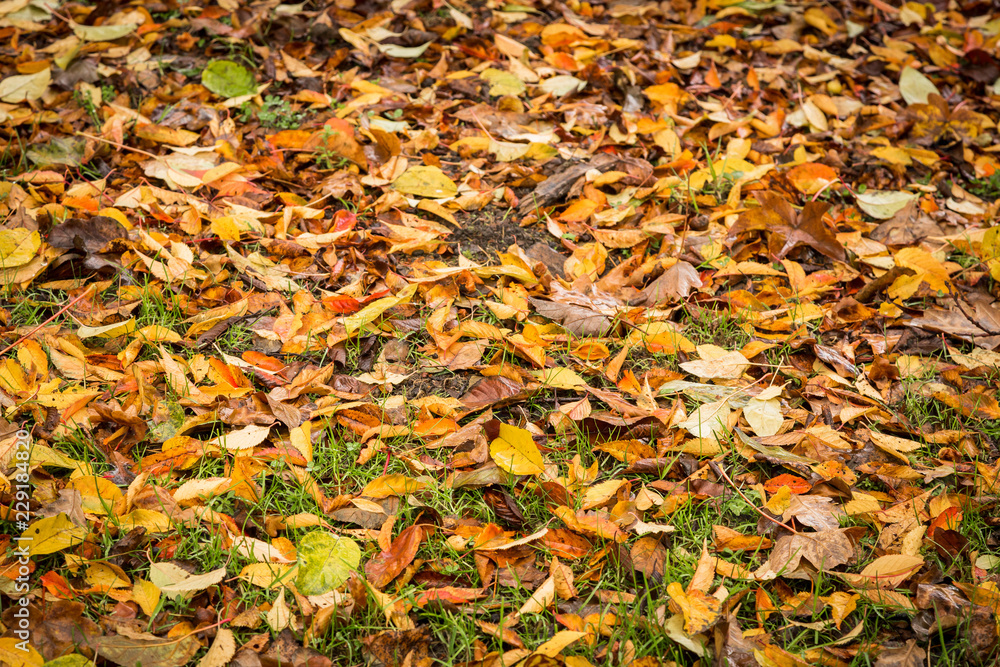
[323, 295, 362, 314]
[331, 210, 357, 232]
[763, 474, 812, 495]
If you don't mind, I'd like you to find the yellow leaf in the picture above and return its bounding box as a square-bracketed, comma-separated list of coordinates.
[132, 579, 162, 616]
[743, 397, 783, 437]
[764, 486, 792, 515]
[893, 247, 950, 292]
[534, 630, 587, 657]
[559, 199, 599, 223]
[239, 563, 297, 589]
[871, 146, 912, 166]
[532, 367, 588, 390]
[135, 325, 182, 343]
[211, 216, 241, 241]
[67, 476, 123, 515]
[392, 166, 458, 198]
[22, 513, 88, 556]
[0, 68, 50, 103]
[490, 423, 545, 475]
[666, 581, 722, 634]
[582, 479, 624, 510]
[198, 628, 236, 667]
[266, 590, 291, 632]
[0, 637, 42, 667]
[361, 474, 428, 498]
[78, 317, 137, 339]
[343, 284, 417, 334]
[99, 207, 133, 230]
[173, 478, 232, 506]
[119, 509, 173, 532]
[821, 591, 858, 630]
[86, 561, 132, 589]
[480, 67, 526, 96]
[0, 228, 41, 268]
[844, 554, 925, 589]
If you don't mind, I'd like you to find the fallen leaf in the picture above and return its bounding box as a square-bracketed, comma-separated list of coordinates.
[202, 60, 257, 98]
[490, 423, 545, 476]
[296, 531, 362, 595]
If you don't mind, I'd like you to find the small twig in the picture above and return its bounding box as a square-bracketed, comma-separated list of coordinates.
[468, 110, 497, 143]
[855, 266, 913, 304]
[76, 132, 162, 160]
[0, 286, 96, 358]
[949, 288, 1000, 335]
[707, 459, 801, 535]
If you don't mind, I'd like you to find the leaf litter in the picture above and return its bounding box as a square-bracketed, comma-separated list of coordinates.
[2, 0, 1000, 666]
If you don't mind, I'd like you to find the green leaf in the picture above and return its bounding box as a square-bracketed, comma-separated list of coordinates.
[296, 530, 361, 595]
[0, 68, 50, 103]
[26, 137, 85, 168]
[202, 60, 257, 99]
[71, 22, 138, 42]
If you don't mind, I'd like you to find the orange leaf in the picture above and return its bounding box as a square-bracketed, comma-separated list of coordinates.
[928, 506, 962, 538]
[242, 351, 286, 373]
[268, 130, 313, 150]
[786, 163, 838, 195]
[63, 196, 99, 212]
[559, 199, 599, 223]
[365, 525, 424, 589]
[763, 474, 811, 495]
[322, 295, 361, 314]
[415, 587, 484, 607]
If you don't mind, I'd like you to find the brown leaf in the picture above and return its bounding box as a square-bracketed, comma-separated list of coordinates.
[630, 536, 667, 582]
[875, 639, 926, 667]
[95, 634, 201, 667]
[483, 487, 525, 527]
[460, 376, 526, 409]
[362, 628, 432, 667]
[935, 390, 1000, 420]
[365, 525, 424, 589]
[727, 192, 845, 262]
[2, 600, 100, 662]
[49, 216, 128, 254]
[633, 261, 702, 305]
[528, 297, 612, 337]
[757, 529, 853, 579]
